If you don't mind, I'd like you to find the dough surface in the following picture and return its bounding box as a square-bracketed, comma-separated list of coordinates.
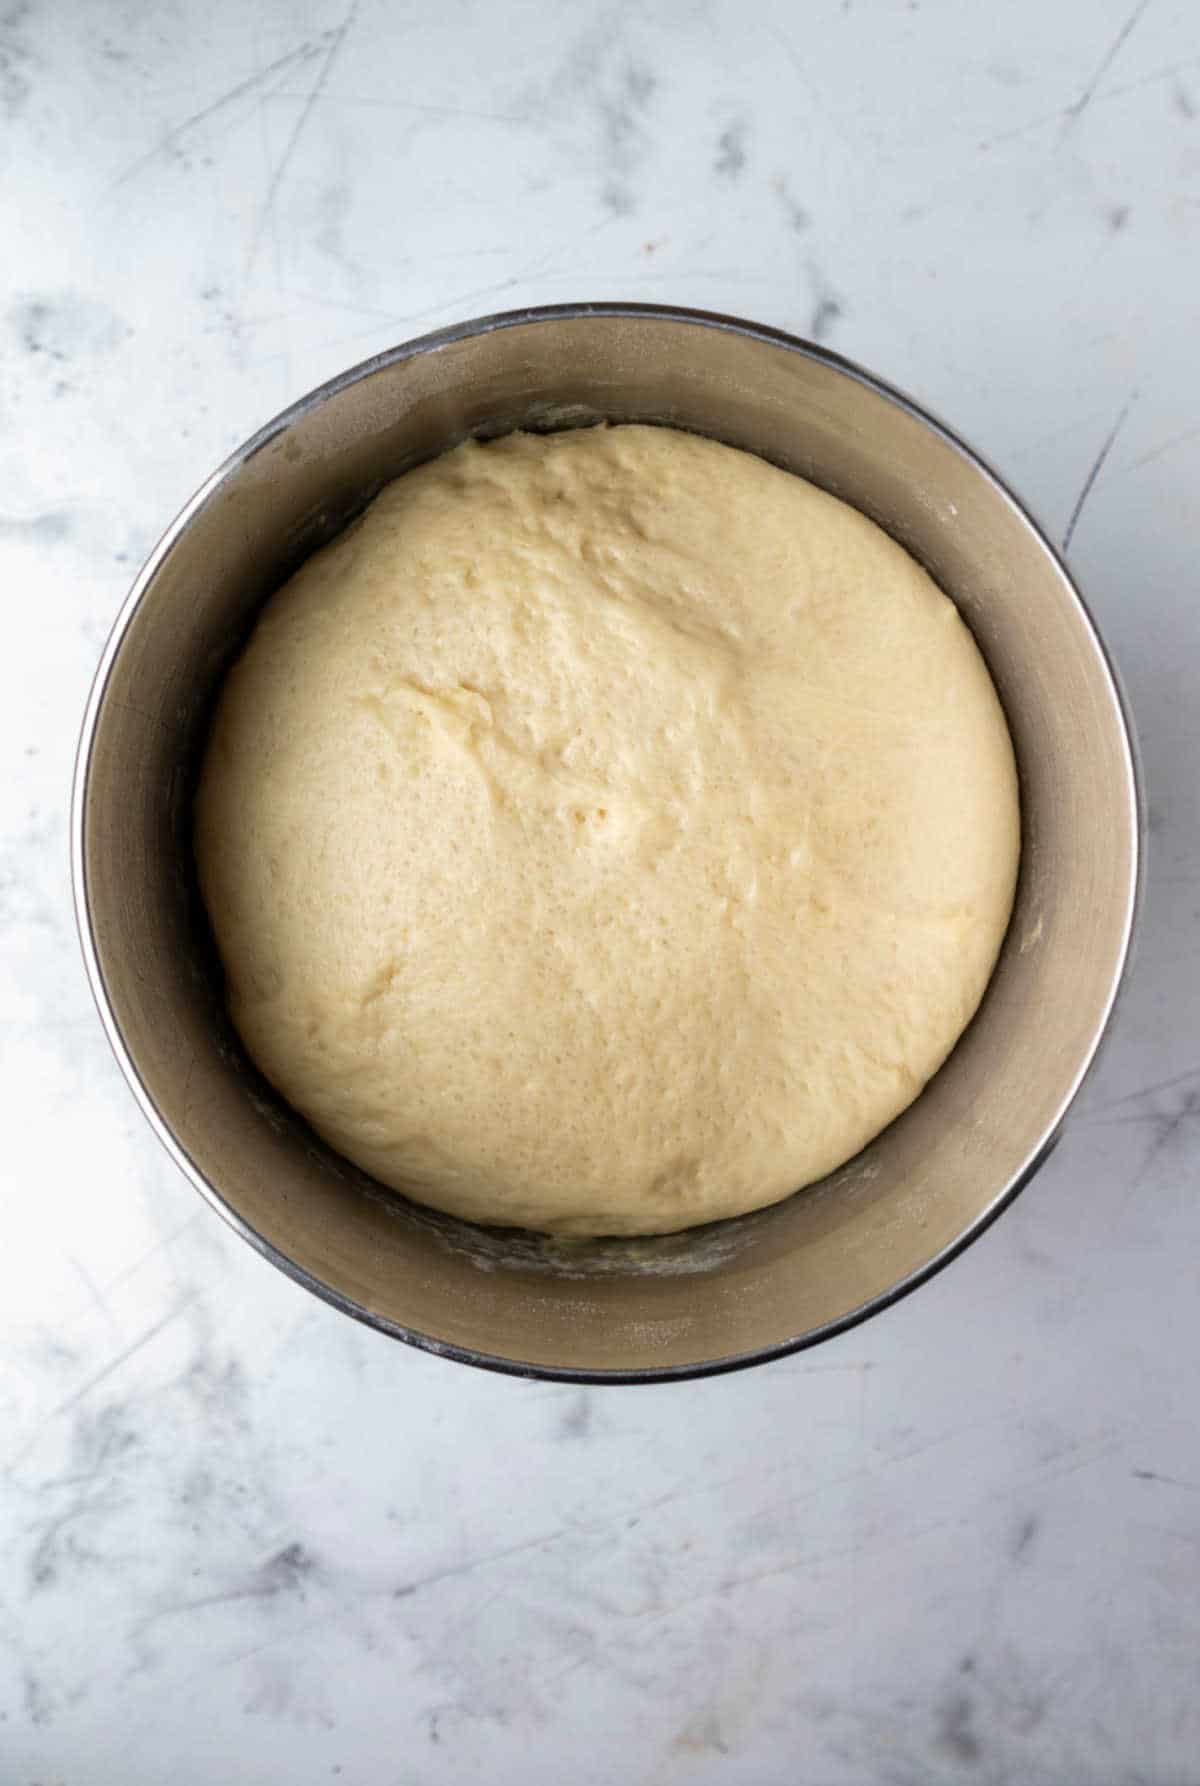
[195, 425, 1019, 1236]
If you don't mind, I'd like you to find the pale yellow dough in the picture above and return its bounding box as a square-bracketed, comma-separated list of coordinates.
[195, 425, 1019, 1236]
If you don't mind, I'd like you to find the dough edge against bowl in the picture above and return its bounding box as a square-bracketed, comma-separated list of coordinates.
[194, 421, 1021, 1239]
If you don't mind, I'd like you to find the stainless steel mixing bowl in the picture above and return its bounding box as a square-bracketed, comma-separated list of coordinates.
[72, 303, 1140, 1380]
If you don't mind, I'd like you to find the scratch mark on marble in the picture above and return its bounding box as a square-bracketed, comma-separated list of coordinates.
[272, 92, 526, 125]
[1028, 1438, 1122, 1488]
[1062, 391, 1136, 551]
[764, 20, 808, 87]
[1061, 0, 1154, 134]
[102, 1210, 203, 1295]
[423, 244, 513, 263]
[787, 1358, 876, 1376]
[761, 18, 855, 159]
[195, 1609, 339, 1683]
[1129, 424, 1200, 471]
[540, 1643, 599, 1692]
[302, 270, 537, 357]
[393, 1526, 569, 1599]
[278, 287, 420, 327]
[246, 0, 360, 279]
[111, 39, 326, 187]
[1133, 1468, 1200, 1491]
[39, 1295, 199, 1430]
[66, 1251, 118, 1329]
[25, 1412, 135, 1591]
[139, 1541, 319, 1630]
[979, 54, 1200, 149]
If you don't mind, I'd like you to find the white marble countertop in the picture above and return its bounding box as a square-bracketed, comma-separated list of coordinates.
[4, 0, 1199, 1779]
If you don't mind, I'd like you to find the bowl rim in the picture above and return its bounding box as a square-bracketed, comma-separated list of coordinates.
[71, 300, 1144, 1383]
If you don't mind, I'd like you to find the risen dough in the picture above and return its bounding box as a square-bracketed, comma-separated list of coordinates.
[195, 425, 1019, 1236]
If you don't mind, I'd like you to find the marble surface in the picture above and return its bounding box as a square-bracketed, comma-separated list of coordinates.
[3, 0, 1200, 1779]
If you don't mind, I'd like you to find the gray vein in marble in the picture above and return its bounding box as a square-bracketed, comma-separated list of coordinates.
[138, 1540, 320, 1632]
[28, 1296, 199, 1439]
[1082, 1067, 1200, 1205]
[24, 1407, 137, 1595]
[771, 171, 810, 233]
[1127, 1086, 1200, 1187]
[555, 1389, 593, 1440]
[1092, 1063, 1200, 1112]
[9, 291, 128, 383]
[673, 1707, 730, 1756]
[23, 1667, 53, 1727]
[936, 1689, 982, 1765]
[514, 13, 659, 218]
[1009, 1512, 1039, 1561]
[0, 508, 72, 544]
[713, 118, 747, 178]
[806, 259, 846, 342]
[809, 292, 843, 342]
[0, 0, 33, 116]
[596, 59, 657, 216]
[4, 1299, 321, 1712]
